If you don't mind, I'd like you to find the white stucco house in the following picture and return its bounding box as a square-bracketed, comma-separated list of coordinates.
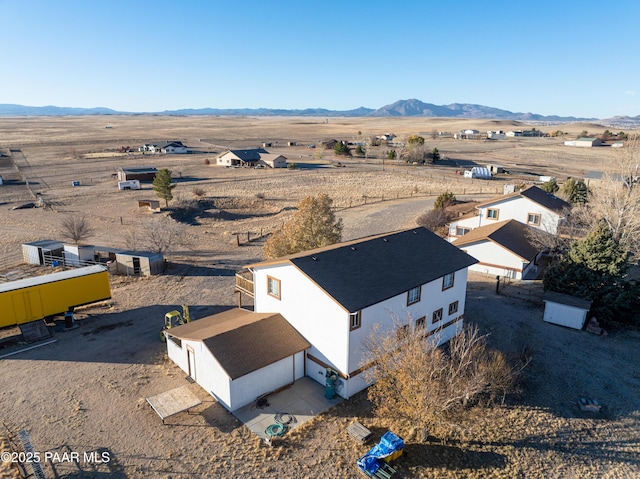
[453, 219, 542, 280]
[448, 185, 570, 241]
[215, 148, 287, 168]
[166, 227, 477, 411]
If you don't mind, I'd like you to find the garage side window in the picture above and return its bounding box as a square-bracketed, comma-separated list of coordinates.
[267, 276, 281, 300]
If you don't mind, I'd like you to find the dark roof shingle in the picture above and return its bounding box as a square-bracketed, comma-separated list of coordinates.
[166, 309, 310, 380]
[453, 219, 540, 260]
[250, 227, 478, 312]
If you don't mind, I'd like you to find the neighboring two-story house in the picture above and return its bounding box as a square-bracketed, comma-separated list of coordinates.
[165, 227, 477, 411]
[448, 185, 570, 241]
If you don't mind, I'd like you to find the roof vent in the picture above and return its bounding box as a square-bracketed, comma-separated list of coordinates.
[383, 238, 388, 242]
[350, 246, 356, 251]
[412, 230, 418, 234]
[312, 256, 317, 261]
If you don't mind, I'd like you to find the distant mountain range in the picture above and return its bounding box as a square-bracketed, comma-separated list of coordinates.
[0, 99, 635, 124]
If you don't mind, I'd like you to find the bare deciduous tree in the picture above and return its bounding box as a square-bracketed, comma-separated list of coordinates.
[586, 139, 640, 255]
[60, 215, 94, 244]
[363, 321, 518, 442]
[142, 216, 186, 255]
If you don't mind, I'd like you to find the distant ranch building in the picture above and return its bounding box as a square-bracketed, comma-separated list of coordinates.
[139, 141, 188, 154]
[564, 137, 603, 147]
[117, 167, 158, 182]
[216, 149, 287, 168]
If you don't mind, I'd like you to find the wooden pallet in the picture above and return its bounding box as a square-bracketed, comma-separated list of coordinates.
[347, 421, 374, 444]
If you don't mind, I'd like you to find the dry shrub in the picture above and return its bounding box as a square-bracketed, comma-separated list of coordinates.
[416, 208, 455, 234]
[363, 323, 520, 442]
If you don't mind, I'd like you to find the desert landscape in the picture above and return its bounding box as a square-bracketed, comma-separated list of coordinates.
[1, 115, 639, 478]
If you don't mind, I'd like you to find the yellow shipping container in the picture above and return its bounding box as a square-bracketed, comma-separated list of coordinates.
[0, 265, 111, 328]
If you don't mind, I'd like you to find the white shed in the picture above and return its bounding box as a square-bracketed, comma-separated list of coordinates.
[22, 240, 64, 265]
[114, 250, 164, 276]
[543, 291, 592, 330]
[165, 308, 310, 412]
[64, 244, 96, 267]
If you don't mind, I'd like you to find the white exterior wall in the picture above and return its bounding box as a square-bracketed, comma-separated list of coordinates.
[230, 355, 296, 411]
[253, 264, 349, 373]
[462, 241, 528, 279]
[63, 245, 94, 267]
[543, 302, 588, 330]
[22, 245, 42, 265]
[342, 269, 469, 397]
[253, 264, 469, 399]
[448, 198, 561, 240]
[163, 146, 188, 154]
[265, 157, 287, 168]
[167, 338, 233, 409]
[477, 198, 560, 234]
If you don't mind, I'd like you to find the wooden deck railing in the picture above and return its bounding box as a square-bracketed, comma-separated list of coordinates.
[235, 272, 254, 296]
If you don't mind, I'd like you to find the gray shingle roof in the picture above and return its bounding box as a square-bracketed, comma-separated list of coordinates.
[228, 148, 268, 161]
[251, 227, 478, 312]
[166, 309, 310, 380]
[453, 219, 540, 261]
[476, 185, 570, 213]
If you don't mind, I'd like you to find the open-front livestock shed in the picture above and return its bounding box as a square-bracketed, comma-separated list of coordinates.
[22, 240, 64, 265]
[0, 265, 111, 327]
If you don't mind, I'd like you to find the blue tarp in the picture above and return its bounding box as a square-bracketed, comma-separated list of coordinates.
[356, 431, 404, 475]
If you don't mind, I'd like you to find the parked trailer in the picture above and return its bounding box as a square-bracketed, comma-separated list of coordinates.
[0, 265, 111, 328]
[118, 180, 141, 190]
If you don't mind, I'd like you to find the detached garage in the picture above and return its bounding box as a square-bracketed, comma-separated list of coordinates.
[165, 308, 310, 412]
[543, 291, 592, 330]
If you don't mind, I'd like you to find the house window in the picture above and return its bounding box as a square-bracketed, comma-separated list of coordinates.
[407, 286, 421, 305]
[415, 316, 426, 329]
[487, 208, 499, 220]
[527, 213, 541, 225]
[350, 311, 361, 331]
[448, 301, 459, 315]
[267, 276, 281, 300]
[442, 272, 455, 290]
[396, 324, 410, 340]
[432, 308, 443, 324]
[456, 226, 471, 236]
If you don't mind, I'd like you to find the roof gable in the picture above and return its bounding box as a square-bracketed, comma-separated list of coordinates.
[250, 227, 478, 312]
[453, 219, 539, 260]
[223, 148, 269, 161]
[167, 309, 310, 380]
[476, 185, 570, 213]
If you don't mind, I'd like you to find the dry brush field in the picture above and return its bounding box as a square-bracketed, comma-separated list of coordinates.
[0, 116, 639, 478]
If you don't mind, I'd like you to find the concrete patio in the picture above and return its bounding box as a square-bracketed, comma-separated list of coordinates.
[233, 377, 343, 439]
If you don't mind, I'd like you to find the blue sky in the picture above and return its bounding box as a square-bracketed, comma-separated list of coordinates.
[1, 0, 639, 118]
